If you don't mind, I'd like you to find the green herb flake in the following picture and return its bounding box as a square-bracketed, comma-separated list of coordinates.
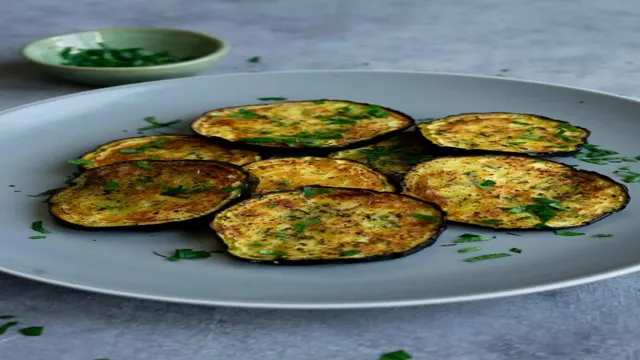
[250, 243, 263, 247]
[259, 249, 287, 256]
[120, 137, 171, 153]
[104, 181, 120, 191]
[454, 233, 490, 243]
[0, 321, 19, 335]
[613, 167, 640, 183]
[417, 117, 436, 122]
[31, 221, 50, 234]
[594, 233, 614, 238]
[558, 122, 580, 132]
[160, 185, 189, 196]
[275, 233, 288, 239]
[409, 213, 440, 223]
[136, 161, 153, 170]
[313, 100, 326, 104]
[28, 235, 46, 240]
[135, 177, 154, 183]
[68, 158, 94, 165]
[516, 216, 533, 221]
[480, 219, 503, 225]
[474, 180, 496, 190]
[137, 116, 182, 131]
[59, 44, 189, 68]
[257, 97, 287, 101]
[247, 56, 261, 63]
[512, 121, 530, 125]
[554, 230, 585, 236]
[519, 135, 542, 140]
[220, 185, 244, 193]
[465, 253, 511, 262]
[266, 203, 278, 209]
[379, 350, 412, 360]
[165, 249, 211, 261]
[510, 248, 523, 254]
[458, 246, 482, 253]
[506, 232, 522, 236]
[27, 188, 61, 198]
[302, 187, 332, 198]
[340, 250, 362, 256]
[441, 244, 457, 247]
[366, 105, 389, 118]
[19, 326, 44, 336]
[229, 108, 262, 119]
[295, 218, 322, 232]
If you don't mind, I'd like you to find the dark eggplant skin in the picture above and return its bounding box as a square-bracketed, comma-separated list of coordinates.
[190, 99, 416, 154]
[47, 160, 259, 231]
[401, 154, 630, 231]
[417, 113, 591, 158]
[211, 186, 447, 265]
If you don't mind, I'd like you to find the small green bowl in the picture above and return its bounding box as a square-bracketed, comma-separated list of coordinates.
[22, 28, 230, 86]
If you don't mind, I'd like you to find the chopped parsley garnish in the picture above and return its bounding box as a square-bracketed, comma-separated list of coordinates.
[68, 158, 94, 165]
[19, 326, 43, 336]
[480, 219, 503, 224]
[516, 216, 532, 221]
[295, 218, 322, 232]
[104, 181, 120, 191]
[474, 180, 496, 190]
[303, 187, 332, 198]
[137, 116, 182, 131]
[156, 249, 212, 261]
[573, 144, 636, 165]
[242, 132, 344, 144]
[519, 135, 541, 140]
[136, 161, 153, 170]
[28, 236, 46, 239]
[220, 185, 244, 193]
[506, 232, 521, 236]
[340, 250, 362, 256]
[512, 121, 530, 125]
[135, 177, 154, 183]
[379, 350, 412, 360]
[31, 221, 50, 234]
[60, 43, 189, 68]
[259, 249, 287, 256]
[441, 244, 457, 247]
[509, 198, 569, 226]
[229, 108, 262, 119]
[454, 233, 489, 243]
[465, 253, 511, 262]
[0, 321, 19, 335]
[554, 230, 585, 236]
[257, 97, 287, 101]
[458, 247, 482, 253]
[27, 188, 61, 198]
[409, 213, 440, 223]
[250, 243, 263, 247]
[613, 167, 640, 183]
[247, 56, 261, 63]
[119, 137, 171, 153]
[510, 248, 522, 254]
[275, 233, 288, 239]
[366, 105, 389, 118]
[266, 203, 278, 209]
[594, 233, 614, 237]
[160, 185, 188, 196]
[558, 123, 580, 132]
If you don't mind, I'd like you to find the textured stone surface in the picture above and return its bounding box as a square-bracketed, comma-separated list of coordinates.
[2, 0, 640, 359]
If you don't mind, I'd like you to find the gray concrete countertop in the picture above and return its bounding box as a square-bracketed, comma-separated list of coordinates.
[2, 1, 640, 359]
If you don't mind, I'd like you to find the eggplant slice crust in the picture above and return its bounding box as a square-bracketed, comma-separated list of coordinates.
[417, 113, 589, 156]
[212, 186, 446, 264]
[79, 135, 261, 170]
[329, 132, 434, 182]
[191, 100, 414, 150]
[402, 155, 629, 229]
[49, 160, 253, 228]
[243, 157, 395, 194]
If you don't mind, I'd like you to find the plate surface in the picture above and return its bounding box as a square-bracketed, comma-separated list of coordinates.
[1, 71, 639, 309]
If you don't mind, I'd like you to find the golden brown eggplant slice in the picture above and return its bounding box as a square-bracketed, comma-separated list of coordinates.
[328, 132, 434, 182]
[243, 157, 395, 194]
[191, 100, 414, 150]
[79, 135, 261, 169]
[212, 186, 446, 264]
[49, 160, 253, 228]
[417, 113, 589, 156]
[402, 155, 629, 229]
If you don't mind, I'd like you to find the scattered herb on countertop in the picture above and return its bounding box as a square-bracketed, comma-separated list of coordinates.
[258, 97, 287, 101]
[409, 213, 440, 223]
[573, 144, 636, 165]
[60, 43, 190, 68]
[68, 159, 94, 165]
[247, 56, 261, 63]
[0, 316, 14, 320]
[613, 166, 640, 183]
[454, 234, 490, 243]
[458, 247, 482, 253]
[506, 232, 521, 236]
[31, 221, 50, 234]
[465, 253, 511, 262]
[19, 326, 43, 336]
[0, 321, 19, 335]
[137, 116, 182, 131]
[340, 250, 362, 256]
[27, 188, 61, 198]
[303, 187, 332, 198]
[510, 248, 522, 253]
[379, 350, 412, 360]
[594, 233, 614, 238]
[28, 236, 46, 240]
[441, 244, 457, 247]
[554, 230, 585, 236]
[154, 249, 212, 261]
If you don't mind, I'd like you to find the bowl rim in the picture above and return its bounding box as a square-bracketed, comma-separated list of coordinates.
[21, 27, 230, 72]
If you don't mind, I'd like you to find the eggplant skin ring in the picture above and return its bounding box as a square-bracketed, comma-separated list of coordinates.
[402, 155, 629, 230]
[212, 186, 446, 264]
[191, 100, 415, 150]
[48, 160, 253, 228]
[242, 156, 395, 194]
[78, 135, 261, 170]
[417, 113, 590, 156]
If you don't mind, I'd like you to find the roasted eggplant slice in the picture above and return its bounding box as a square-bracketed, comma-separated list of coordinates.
[212, 186, 446, 264]
[403, 155, 629, 229]
[417, 113, 589, 156]
[328, 132, 434, 182]
[191, 100, 414, 150]
[49, 160, 253, 228]
[79, 135, 261, 169]
[243, 157, 395, 194]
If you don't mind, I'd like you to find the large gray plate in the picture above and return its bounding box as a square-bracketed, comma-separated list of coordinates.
[1, 71, 638, 309]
